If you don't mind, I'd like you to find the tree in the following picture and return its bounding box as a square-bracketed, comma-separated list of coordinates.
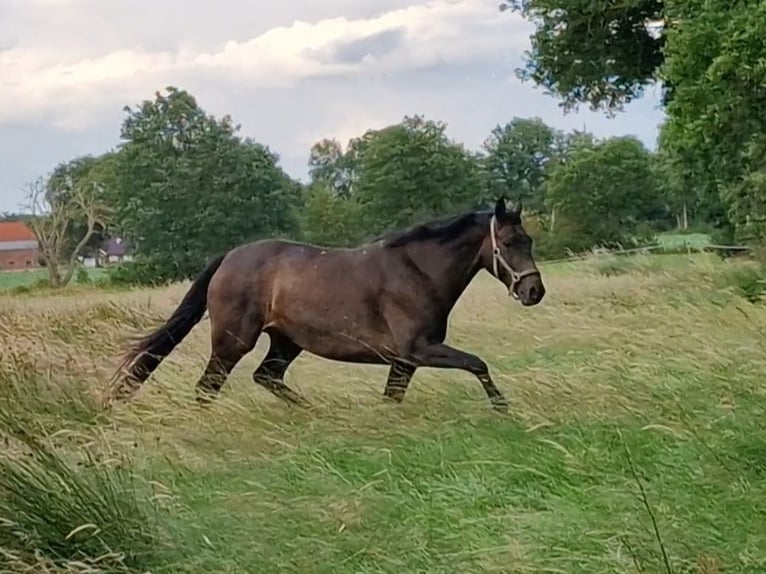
[298, 183, 364, 247]
[351, 115, 485, 237]
[112, 86, 301, 284]
[655, 127, 729, 234]
[25, 176, 110, 288]
[45, 153, 120, 258]
[544, 135, 664, 251]
[723, 166, 766, 245]
[482, 117, 560, 212]
[505, 0, 766, 245]
[308, 139, 357, 197]
[658, 0, 766, 244]
[500, 0, 666, 113]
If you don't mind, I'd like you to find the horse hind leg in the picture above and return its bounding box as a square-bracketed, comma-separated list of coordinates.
[383, 361, 417, 403]
[195, 314, 261, 405]
[252, 331, 310, 407]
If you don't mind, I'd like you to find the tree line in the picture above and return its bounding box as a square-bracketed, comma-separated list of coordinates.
[501, 0, 764, 246]
[23, 86, 678, 287]
[25, 0, 762, 292]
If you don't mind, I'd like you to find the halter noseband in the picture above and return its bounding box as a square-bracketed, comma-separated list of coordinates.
[490, 214, 540, 299]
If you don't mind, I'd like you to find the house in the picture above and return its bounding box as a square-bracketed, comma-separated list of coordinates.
[97, 237, 133, 266]
[0, 221, 39, 270]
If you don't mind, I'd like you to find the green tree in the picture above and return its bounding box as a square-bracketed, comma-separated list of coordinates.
[308, 138, 357, 198]
[113, 86, 300, 284]
[724, 165, 766, 245]
[506, 0, 766, 245]
[545, 135, 664, 251]
[299, 183, 364, 247]
[659, 0, 766, 243]
[352, 115, 485, 237]
[482, 117, 560, 212]
[655, 128, 729, 235]
[501, 0, 666, 112]
[302, 133, 377, 245]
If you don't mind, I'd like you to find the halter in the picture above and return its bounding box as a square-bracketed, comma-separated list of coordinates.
[490, 214, 541, 299]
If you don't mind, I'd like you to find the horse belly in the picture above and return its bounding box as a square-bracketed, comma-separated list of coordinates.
[269, 294, 395, 364]
[303, 337, 392, 364]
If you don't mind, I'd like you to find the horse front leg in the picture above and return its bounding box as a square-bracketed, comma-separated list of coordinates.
[409, 342, 508, 412]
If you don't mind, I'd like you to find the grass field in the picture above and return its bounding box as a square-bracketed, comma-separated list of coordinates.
[1, 253, 765, 573]
[656, 232, 712, 251]
[0, 267, 107, 291]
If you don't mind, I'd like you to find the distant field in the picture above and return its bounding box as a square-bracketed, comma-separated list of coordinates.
[656, 231, 713, 250]
[1, 253, 765, 573]
[0, 267, 107, 290]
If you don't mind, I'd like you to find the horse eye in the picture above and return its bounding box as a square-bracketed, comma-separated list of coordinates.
[505, 236, 530, 249]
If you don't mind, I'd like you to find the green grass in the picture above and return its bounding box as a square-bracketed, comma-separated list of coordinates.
[0, 268, 49, 289]
[1, 253, 765, 573]
[656, 232, 713, 250]
[0, 267, 108, 291]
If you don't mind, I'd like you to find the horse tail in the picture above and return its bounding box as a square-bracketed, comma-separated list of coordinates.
[110, 253, 226, 399]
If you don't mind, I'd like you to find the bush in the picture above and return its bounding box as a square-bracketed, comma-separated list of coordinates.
[522, 212, 586, 261]
[724, 266, 766, 303]
[10, 277, 51, 295]
[106, 257, 181, 287]
[718, 247, 766, 303]
[75, 267, 91, 285]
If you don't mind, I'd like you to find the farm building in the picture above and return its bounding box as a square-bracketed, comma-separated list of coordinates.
[79, 237, 133, 268]
[98, 237, 133, 266]
[0, 221, 39, 270]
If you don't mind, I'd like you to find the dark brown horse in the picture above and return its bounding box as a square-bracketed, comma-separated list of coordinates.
[113, 198, 545, 411]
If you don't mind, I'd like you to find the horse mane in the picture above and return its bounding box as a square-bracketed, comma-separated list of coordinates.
[375, 210, 486, 248]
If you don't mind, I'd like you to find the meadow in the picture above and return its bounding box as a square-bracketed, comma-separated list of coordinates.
[1, 253, 765, 573]
[0, 268, 107, 292]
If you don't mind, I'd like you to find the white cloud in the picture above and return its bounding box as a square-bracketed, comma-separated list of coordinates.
[0, 0, 530, 128]
[0, 0, 666, 212]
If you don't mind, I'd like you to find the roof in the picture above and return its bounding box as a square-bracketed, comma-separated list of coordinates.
[100, 237, 131, 256]
[0, 221, 36, 242]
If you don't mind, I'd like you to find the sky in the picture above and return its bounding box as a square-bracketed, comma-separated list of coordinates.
[0, 0, 666, 213]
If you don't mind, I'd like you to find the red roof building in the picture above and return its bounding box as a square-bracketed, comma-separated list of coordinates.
[0, 221, 40, 270]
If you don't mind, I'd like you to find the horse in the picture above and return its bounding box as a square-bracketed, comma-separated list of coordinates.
[112, 197, 546, 412]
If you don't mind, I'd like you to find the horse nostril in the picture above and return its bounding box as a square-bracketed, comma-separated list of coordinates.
[528, 285, 538, 301]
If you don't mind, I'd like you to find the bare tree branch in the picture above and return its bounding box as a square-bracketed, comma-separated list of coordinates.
[24, 176, 111, 288]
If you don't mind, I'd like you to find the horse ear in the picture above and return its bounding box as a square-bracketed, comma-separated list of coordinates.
[494, 197, 507, 219]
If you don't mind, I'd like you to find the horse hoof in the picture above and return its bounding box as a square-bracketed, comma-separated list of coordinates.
[491, 399, 509, 414]
[382, 391, 405, 404]
[195, 391, 216, 407]
[294, 398, 313, 409]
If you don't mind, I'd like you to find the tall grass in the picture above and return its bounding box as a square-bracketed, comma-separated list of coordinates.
[0, 300, 176, 573]
[0, 415, 174, 572]
[0, 253, 764, 572]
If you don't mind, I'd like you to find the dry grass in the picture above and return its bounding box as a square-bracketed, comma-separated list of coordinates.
[1, 253, 765, 573]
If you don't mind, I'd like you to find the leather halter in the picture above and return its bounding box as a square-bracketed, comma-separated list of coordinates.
[490, 214, 541, 299]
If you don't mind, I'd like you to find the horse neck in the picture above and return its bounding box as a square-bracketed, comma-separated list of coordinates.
[408, 218, 488, 307]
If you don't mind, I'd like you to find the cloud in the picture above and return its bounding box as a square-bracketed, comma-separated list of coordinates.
[306, 28, 407, 65]
[0, 0, 531, 129]
[0, 0, 666, 212]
